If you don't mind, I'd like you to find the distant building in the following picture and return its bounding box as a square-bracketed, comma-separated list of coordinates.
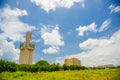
[98, 64, 114, 68]
[64, 58, 81, 66]
[19, 32, 35, 64]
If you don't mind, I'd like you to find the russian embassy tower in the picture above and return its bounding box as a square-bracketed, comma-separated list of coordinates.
[19, 32, 35, 64]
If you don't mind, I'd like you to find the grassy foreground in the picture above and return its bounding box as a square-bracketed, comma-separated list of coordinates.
[0, 69, 120, 80]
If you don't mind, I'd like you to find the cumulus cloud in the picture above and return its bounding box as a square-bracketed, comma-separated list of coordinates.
[79, 38, 110, 50]
[67, 30, 120, 67]
[0, 6, 36, 42]
[42, 46, 60, 54]
[108, 4, 120, 14]
[0, 36, 20, 63]
[76, 19, 111, 36]
[40, 24, 64, 54]
[40, 24, 64, 46]
[31, 0, 85, 12]
[76, 22, 97, 36]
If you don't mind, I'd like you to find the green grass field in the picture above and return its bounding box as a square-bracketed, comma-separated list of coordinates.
[0, 69, 120, 80]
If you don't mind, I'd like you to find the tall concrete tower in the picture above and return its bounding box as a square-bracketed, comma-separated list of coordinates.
[19, 32, 35, 64]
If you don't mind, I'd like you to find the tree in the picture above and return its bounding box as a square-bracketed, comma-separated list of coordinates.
[69, 65, 78, 70]
[35, 60, 49, 72]
[18, 64, 33, 72]
[117, 65, 120, 68]
[35, 60, 49, 66]
[62, 64, 68, 71]
[49, 64, 61, 72]
[0, 59, 17, 72]
[0, 59, 6, 72]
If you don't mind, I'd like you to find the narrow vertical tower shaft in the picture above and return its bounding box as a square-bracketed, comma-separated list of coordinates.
[26, 32, 32, 47]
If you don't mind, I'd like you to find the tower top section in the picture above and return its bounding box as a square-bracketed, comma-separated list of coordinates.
[20, 32, 35, 50]
[26, 32, 32, 44]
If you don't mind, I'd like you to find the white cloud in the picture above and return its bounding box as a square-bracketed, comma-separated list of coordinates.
[0, 36, 20, 63]
[79, 38, 111, 50]
[99, 19, 111, 32]
[42, 46, 60, 54]
[76, 19, 111, 36]
[31, 0, 85, 12]
[41, 24, 64, 46]
[40, 24, 64, 54]
[0, 6, 36, 42]
[76, 22, 97, 36]
[0, 6, 28, 17]
[108, 4, 120, 14]
[67, 30, 120, 67]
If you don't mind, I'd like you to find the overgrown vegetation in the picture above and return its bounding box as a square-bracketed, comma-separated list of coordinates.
[0, 69, 120, 80]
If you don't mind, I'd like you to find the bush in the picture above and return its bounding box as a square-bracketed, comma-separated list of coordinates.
[0, 59, 17, 72]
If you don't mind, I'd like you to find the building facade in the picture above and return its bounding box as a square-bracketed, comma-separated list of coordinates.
[64, 58, 81, 66]
[19, 32, 35, 64]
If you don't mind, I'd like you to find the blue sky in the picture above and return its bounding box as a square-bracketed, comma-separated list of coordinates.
[0, 0, 120, 67]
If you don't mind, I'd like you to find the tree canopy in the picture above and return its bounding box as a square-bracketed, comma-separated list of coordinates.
[35, 60, 49, 66]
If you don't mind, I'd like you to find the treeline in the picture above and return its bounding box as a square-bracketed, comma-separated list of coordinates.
[0, 59, 86, 73]
[0, 59, 119, 73]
